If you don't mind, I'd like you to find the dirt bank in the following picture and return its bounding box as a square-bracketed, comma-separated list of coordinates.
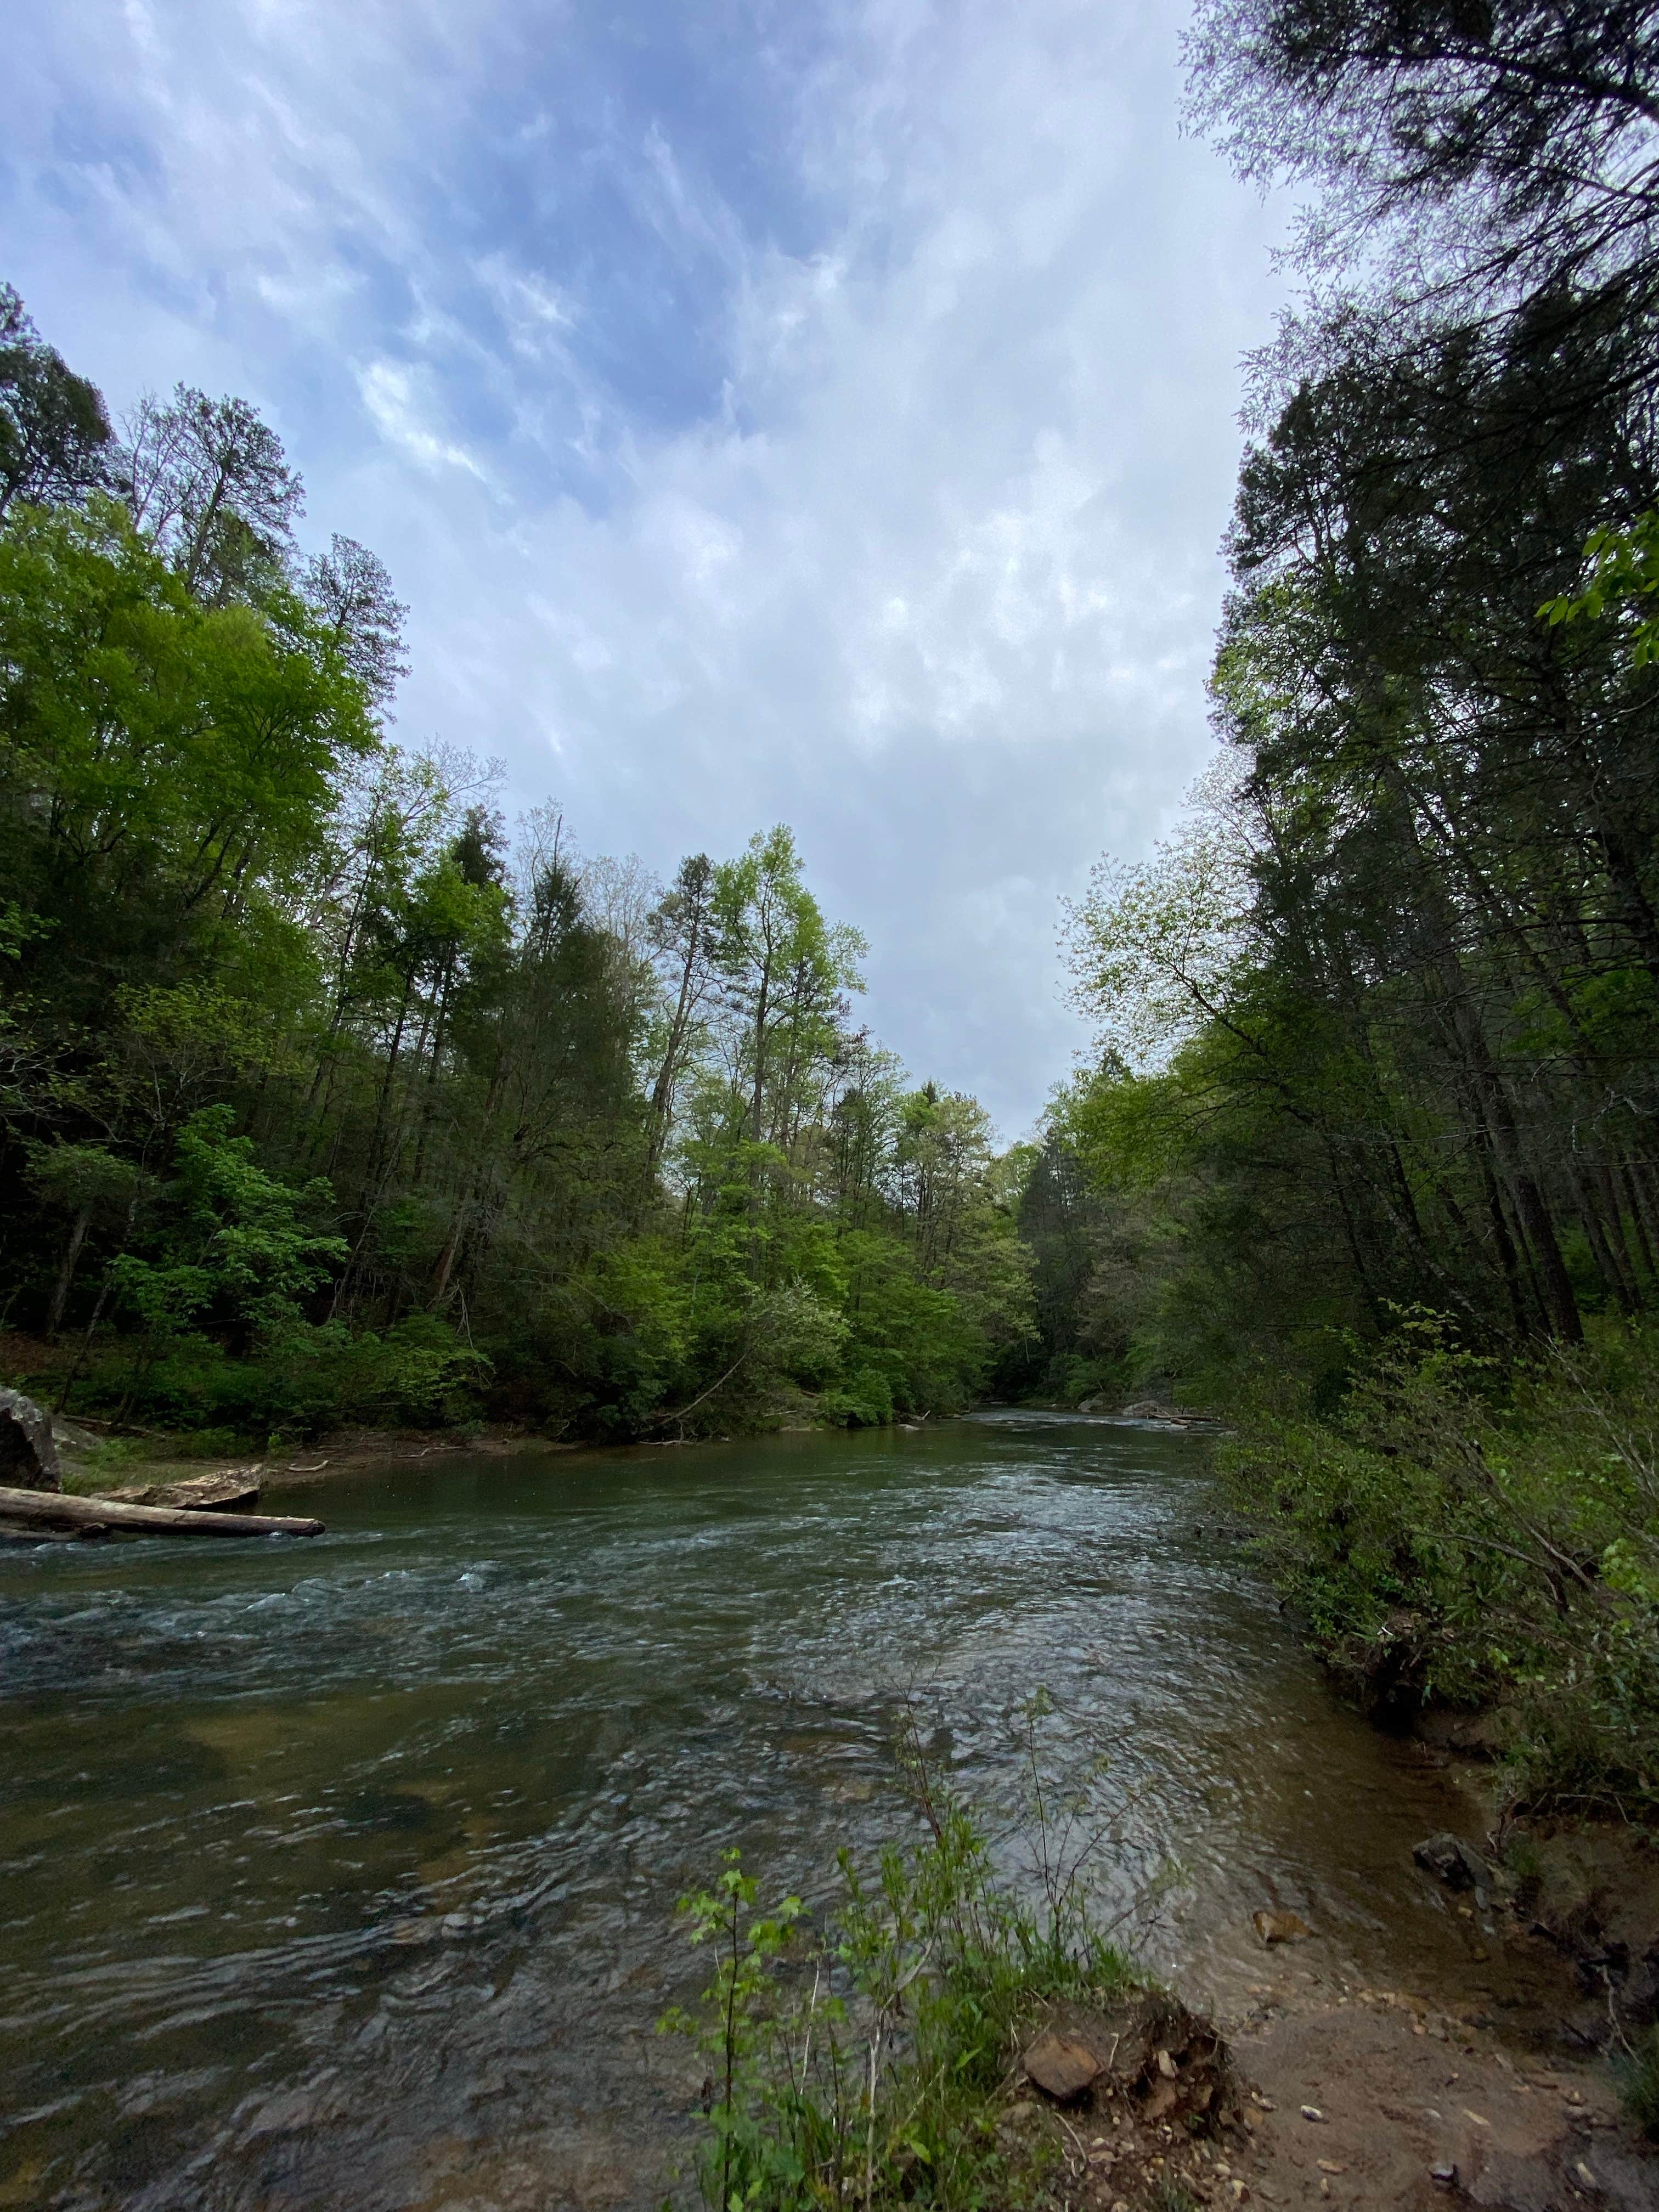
[1008, 1974, 1656, 2210]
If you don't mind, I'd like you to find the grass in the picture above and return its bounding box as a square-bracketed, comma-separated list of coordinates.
[1620, 2026, 1659, 2138]
[662, 1709, 1138, 2212]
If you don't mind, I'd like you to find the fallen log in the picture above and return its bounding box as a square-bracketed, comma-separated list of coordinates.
[0, 1484, 323, 1539]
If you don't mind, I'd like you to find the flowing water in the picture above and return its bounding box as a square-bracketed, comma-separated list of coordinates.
[0, 1413, 1546, 2210]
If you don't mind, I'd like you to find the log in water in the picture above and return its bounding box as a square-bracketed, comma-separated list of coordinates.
[0, 1482, 323, 1538]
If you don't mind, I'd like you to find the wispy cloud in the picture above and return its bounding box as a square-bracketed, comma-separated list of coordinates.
[4, 0, 1286, 1132]
[354, 360, 491, 479]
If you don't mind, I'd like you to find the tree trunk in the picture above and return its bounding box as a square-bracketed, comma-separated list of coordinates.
[47, 1209, 91, 1338]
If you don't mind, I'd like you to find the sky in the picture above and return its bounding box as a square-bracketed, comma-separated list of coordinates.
[5, 0, 1288, 1138]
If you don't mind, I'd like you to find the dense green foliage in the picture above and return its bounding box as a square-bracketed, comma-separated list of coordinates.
[1019, 1, 1659, 1801]
[0, 294, 1032, 1443]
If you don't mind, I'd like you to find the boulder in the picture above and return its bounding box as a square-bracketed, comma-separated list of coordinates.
[1022, 2033, 1101, 2102]
[1413, 1831, 1492, 1893]
[107, 1468, 262, 1513]
[0, 1389, 61, 1492]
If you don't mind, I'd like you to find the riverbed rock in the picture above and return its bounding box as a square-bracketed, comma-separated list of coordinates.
[1022, 2032, 1101, 2102]
[106, 1468, 263, 1513]
[1252, 1909, 1312, 1945]
[1413, 1831, 1492, 1893]
[0, 1389, 61, 1492]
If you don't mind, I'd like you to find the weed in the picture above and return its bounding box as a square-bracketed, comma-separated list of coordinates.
[662, 1707, 1135, 2212]
[1619, 2025, 1659, 2138]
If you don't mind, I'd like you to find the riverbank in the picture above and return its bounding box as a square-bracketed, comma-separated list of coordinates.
[995, 1967, 1652, 2210]
[48, 1415, 571, 1499]
[667, 1738, 1659, 2212]
[48, 1403, 972, 1499]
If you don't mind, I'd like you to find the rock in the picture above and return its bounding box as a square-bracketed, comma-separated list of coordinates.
[1131, 2001, 1232, 2128]
[106, 1468, 263, 1513]
[0, 1389, 61, 1492]
[1622, 1944, 1659, 2026]
[1022, 2033, 1101, 2102]
[1413, 1831, 1492, 1893]
[1252, 1910, 1312, 1945]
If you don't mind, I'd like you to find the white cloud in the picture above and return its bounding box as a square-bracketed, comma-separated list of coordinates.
[355, 360, 490, 479]
[4, 0, 1287, 1135]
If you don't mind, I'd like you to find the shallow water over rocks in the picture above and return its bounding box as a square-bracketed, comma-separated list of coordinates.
[0, 1411, 1540, 2210]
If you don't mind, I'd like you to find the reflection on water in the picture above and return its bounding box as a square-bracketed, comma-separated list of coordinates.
[1, 1413, 1527, 2209]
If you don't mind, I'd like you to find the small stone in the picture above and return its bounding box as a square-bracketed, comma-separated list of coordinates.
[1300, 2105, 1325, 2122]
[1430, 2165, 1457, 2188]
[1413, 1832, 1490, 1892]
[1022, 2033, 1099, 2103]
[1575, 2162, 1596, 2189]
[1317, 2160, 1347, 2175]
[1252, 1909, 1312, 1945]
[1157, 2049, 1178, 2078]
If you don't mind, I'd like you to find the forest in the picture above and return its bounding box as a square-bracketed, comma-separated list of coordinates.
[0, 298, 1032, 1444]
[1010, 0, 1659, 1807]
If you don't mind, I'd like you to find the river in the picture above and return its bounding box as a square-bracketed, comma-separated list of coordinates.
[0, 1412, 1541, 2210]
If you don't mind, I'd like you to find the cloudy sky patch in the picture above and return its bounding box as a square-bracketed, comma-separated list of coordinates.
[6, 0, 1288, 1133]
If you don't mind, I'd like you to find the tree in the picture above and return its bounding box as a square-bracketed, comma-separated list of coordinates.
[302, 534, 408, 712]
[0, 284, 113, 516]
[122, 383, 304, 603]
[1186, 1, 1659, 321]
[645, 853, 716, 1182]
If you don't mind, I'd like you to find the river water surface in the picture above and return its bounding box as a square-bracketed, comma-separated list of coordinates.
[1, 1413, 1534, 2210]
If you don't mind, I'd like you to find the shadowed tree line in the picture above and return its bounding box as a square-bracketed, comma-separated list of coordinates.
[0, 288, 1032, 1443]
[1013, 0, 1659, 1397]
[1000, 1, 1659, 1803]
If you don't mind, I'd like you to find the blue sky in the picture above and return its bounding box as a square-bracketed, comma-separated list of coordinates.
[7, 0, 1287, 1135]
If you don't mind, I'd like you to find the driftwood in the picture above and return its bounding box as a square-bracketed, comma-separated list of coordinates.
[0, 1484, 323, 1539]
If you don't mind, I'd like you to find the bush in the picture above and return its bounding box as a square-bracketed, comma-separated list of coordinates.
[1221, 1316, 1659, 1810]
